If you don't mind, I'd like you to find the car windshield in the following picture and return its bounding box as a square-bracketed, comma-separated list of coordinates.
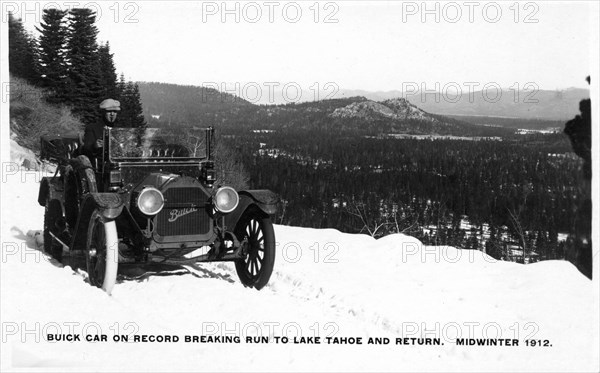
[108, 127, 209, 160]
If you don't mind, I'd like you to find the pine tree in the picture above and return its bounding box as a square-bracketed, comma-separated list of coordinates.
[8, 13, 39, 84]
[129, 82, 147, 127]
[116, 73, 127, 97]
[98, 42, 119, 99]
[115, 73, 128, 126]
[65, 8, 103, 124]
[36, 9, 69, 102]
[117, 79, 146, 128]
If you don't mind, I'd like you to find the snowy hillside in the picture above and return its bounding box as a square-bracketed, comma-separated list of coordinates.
[1, 170, 598, 372]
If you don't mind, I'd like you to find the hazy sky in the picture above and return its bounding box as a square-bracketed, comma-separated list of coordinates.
[9, 1, 598, 91]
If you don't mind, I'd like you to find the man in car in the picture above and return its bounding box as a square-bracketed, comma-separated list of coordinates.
[82, 98, 121, 167]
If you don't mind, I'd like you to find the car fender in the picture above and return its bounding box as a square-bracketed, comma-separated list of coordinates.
[70, 193, 124, 251]
[225, 190, 279, 231]
[38, 177, 64, 207]
[38, 178, 50, 206]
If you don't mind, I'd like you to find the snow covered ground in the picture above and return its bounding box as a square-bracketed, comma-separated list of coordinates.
[1, 169, 598, 372]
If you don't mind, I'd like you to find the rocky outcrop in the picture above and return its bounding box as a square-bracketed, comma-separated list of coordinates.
[381, 98, 434, 121]
[330, 97, 437, 122]
[329, 101, 396, 119]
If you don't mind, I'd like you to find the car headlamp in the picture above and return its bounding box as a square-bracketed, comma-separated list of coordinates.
[213, 187, 239, 214]
[137, 187, 165, 215]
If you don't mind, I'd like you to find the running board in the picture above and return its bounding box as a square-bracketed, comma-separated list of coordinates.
[151, 248, 245, 265]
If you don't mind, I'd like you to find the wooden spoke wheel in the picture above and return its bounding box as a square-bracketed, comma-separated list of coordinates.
[43, 198, 64, 261]
[85, 210, 119, 295]
[235, 211, 275, 290]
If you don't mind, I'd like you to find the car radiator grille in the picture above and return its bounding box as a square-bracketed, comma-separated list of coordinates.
[164, 187, 206, 206]
[156, 187, 212, 236]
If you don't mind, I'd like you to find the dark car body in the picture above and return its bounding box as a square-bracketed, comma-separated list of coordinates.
[38, 127, 278, 293]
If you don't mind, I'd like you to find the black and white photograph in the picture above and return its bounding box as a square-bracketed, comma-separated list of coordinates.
[0, 0, 598, 371]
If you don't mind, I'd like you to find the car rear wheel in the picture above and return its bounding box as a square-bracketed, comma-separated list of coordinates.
[43, 198, 63, 261]
[234, 210, 275, 290]
[85, 210, 119, 295]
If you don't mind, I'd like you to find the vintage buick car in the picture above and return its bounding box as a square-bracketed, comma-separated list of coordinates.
[38, 127, 278, 294]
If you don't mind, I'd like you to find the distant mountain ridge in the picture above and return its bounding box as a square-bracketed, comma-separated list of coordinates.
[136, 82, 538, 137]
[332, 87, 589, 121]
[138, 82, 252, 127]
[249, 86, 587, 120]
[143, 82, 588, 121]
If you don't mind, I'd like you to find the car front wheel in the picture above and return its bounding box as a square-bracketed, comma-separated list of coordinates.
[234, 210, 275, 290]
[85, 210, 119, 295]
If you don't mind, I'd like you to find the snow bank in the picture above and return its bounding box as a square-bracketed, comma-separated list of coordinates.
[10, 138, 41, 171]
[1, 171, 598, 372]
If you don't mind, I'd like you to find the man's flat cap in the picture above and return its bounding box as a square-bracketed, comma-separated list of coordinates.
[99, 99, 121, 111]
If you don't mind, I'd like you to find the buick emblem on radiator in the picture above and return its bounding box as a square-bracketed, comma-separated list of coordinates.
[168, 207, 198, 222]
